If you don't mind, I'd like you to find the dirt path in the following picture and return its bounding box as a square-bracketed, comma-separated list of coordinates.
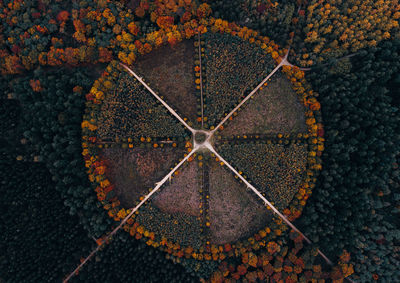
[211, 50, 290, 133]
[205, 143, 333, 265]
[63, 148, 197, 283]
[121, 64, 195, 133]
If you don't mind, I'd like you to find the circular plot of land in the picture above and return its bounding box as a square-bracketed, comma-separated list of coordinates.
[83, 28, 323, 259]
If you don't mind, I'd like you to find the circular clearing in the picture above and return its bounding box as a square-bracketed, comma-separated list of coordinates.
[83, 25, 324, 261]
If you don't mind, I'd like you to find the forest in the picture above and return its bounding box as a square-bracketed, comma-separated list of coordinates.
[1, 0, 399, 282]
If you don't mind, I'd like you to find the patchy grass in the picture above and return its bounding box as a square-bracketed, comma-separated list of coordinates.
[220, 71, 307, 137]
[100, 147, 185, 208]
[135, 40, 199, 127]
[208, 159, 272, 245]
[217, 143, 308, 211]
[97, 73, 187, 141]
[136, 203, 203, 249]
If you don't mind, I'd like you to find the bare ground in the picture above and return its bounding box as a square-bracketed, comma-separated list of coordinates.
[221, 71, 307, 136]
[153, 161, 201, 217]
[136, 161, 204, 248]
[100, 147, 185, 208]
[134, 40, 199, 127]
[208, 160, 272, 245]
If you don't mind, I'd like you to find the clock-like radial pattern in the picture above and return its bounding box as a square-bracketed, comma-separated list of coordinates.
[82, 23, 324, 261]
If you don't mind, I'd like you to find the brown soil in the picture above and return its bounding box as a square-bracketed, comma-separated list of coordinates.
[134, 40, 199, 127]
[135, 161, 204, 249]
[208, 160, 272, 245]
[153, 161, 201, 217]
[100, 147, 185, 208]
[221, 71, 307, 136]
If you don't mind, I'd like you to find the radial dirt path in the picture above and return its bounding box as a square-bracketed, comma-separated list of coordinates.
[121, 64, 195, 133]
[212, 49, 291, 133]
[63, 148, 197, 282]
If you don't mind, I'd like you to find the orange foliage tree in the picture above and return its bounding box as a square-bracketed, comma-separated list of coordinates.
[292, 0, 400, 66]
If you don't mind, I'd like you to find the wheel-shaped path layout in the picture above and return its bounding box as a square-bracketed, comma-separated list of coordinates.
[80, 29, 328, 271]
